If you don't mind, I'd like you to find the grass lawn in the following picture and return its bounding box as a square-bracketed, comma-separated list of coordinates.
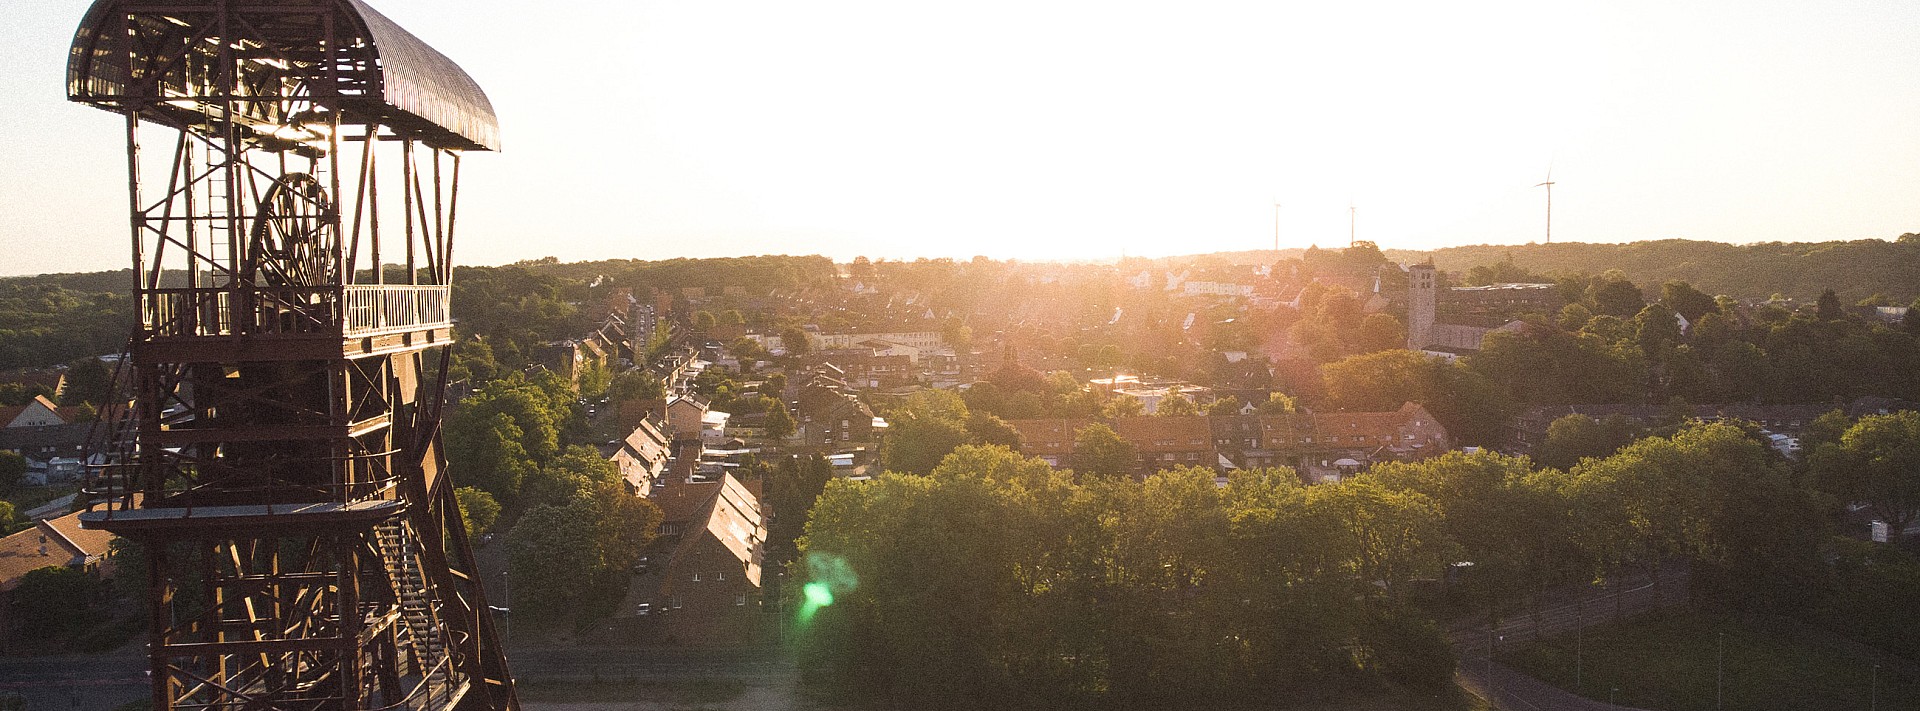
[514, 678, 746, 704]
[1500, 608, 1919, 711]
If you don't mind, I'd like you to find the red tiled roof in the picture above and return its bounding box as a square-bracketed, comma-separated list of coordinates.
[0, 510, 115, 592]
[1112, 416, 1213, 453]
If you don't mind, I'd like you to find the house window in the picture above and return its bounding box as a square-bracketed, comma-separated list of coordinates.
[692, 572, 702, 582]
[1404, 434, 1414, 440]
[1161, 453, 1176, 461]
[717, 571, 726, 581]
[735, 594, 748, 606]
[671, 596, 682, 609]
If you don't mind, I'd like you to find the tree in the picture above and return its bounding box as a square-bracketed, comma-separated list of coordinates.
[1070, 423, 1135, 479]
[766, 402, 797, 439]
[1569, 422, 1821, 609]
[575, 360, 612, 399]
[691, 310, 718, 333]
[505, 475, 659, 626]
[1586, 271, 1646, 317]
[457, 376, 563, 463]
[1257, 392, 1297, 415]
[882, 416, 969, 475]
[1813, 412, 1920, 541]
[505, 504, 605, 624]
[1322, 349, 1515, 446]
[1206, 396, 1245, 416]
[1103, 395, 1145, 418]
[519, 445, 621, 511]
[1535, 413, 1642, 470]
[766, 455, 833, 556]
[607, 370, 666, 403]
[1798, 409, 1852, 451]
[0, 450, 25, 497]
[779, 326, 812, 356]
[1632, 302, 1683, 362]
[1369, 450, 1567, 611]
[1306, 477, 1450, 602]
[964, 412, 1022, 449]
[444, 411, 538, 501]
[1557, 303, 1594, 332]
[12, 566, 96, 639]
[0, 501, 19, 536]
[1660, 281, 1719, 323]
[1353, 313, 1407, 354]
[1155, 395, 1199, 416]
[456, 487, 501, 537]
[1816, 288, 1845, 321]
[61, 356, 113, 407]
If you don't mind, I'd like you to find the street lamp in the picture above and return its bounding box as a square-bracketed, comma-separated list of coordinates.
[1716, 632, 1724, 711]
[1872, 663, 1880, 711]
[502, 569, 511, 644]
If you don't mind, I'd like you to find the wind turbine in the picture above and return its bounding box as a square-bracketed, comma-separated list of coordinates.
[1272, 202, 1282, 253]
[1535, 169, 1556, 244]
[1349, 201, 1357, 247]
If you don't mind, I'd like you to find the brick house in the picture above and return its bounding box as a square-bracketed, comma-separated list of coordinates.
[604, 419, 671, 497]
[650, 473, 767, 645]
[0, 510, 118, 648]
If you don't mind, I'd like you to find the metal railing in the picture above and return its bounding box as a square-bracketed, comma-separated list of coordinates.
[139, 285, 450, 338]
[344, 284, 450, 337]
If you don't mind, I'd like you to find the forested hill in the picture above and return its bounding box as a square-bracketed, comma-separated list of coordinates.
[1388, 235, 1920, 302]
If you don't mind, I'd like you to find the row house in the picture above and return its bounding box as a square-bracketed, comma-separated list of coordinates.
[1247, 403, 1449, 482]
[1008, 416, 1217, 476]
[624, 473, 769, 645]
[603, 418, 671, 497]
[0, 396, 94, 485]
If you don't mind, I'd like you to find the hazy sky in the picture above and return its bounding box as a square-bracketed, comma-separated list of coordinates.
[4, 0, 1919, 276]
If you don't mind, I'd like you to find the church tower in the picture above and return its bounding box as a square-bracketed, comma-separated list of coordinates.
[1407, 263, 1437, 350]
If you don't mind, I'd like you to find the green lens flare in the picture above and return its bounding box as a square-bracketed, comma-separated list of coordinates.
[803, 582, 835, 607]
[795, 554, 858, 627]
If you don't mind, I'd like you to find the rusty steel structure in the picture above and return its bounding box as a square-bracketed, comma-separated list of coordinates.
[68, 0, 514, 708]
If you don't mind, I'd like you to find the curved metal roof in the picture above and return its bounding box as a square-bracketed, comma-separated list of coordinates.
[68, 0, 498, 151]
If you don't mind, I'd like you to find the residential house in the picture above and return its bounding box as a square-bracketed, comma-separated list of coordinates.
[794, 382, 881, 450]
[1256, 403, 1450, 481]
[604, 419, 671, 497]
[0, 510, 117, 646]
[0, 396, 93, 484]
[643, 473, 768, 645]
[1113, 416, 1220, 472]
[2, 395, 70, 428]
[665, 395, 712, 441]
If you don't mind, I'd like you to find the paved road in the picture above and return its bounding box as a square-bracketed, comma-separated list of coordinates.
[0, 650, 147, 709]
[1451, 569, 1690, 711]
[506, 646, 792, 683]
[0, 645, 794, 709]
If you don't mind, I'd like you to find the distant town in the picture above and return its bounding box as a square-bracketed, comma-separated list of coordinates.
[4, 239, 1920, 709]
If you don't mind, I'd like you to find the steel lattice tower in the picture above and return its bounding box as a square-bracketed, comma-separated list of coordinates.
[68, 1, 515, 708]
